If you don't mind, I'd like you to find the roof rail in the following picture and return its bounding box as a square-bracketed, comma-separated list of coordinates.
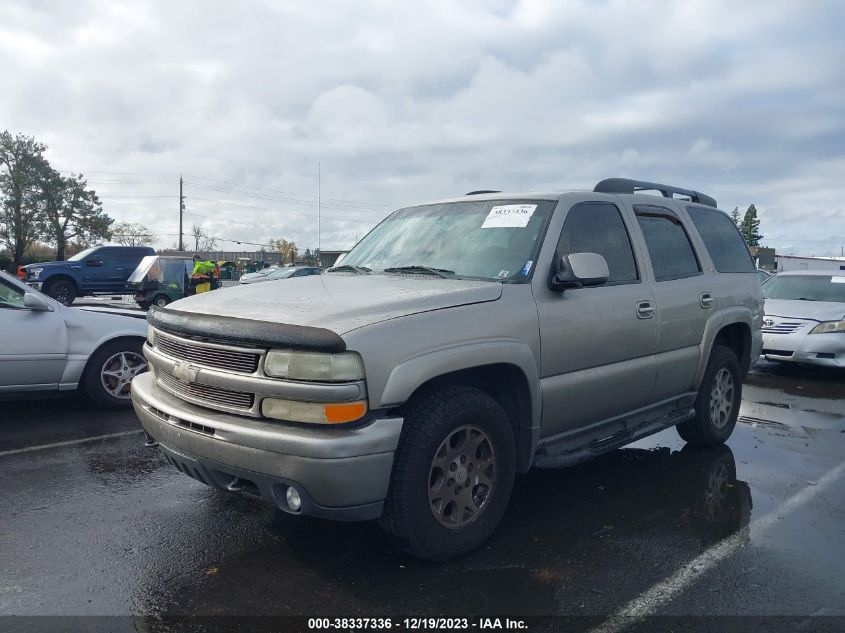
[594, 178, 717, 208]
[465, 190, 501, 195]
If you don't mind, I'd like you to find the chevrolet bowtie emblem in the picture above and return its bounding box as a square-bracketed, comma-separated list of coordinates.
[172, 362, 199, 384]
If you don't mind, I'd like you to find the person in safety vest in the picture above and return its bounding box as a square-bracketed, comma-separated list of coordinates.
[190, 255, 217, 292]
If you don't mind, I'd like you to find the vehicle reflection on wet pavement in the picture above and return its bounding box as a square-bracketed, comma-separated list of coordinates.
[1, 359, 844, 623]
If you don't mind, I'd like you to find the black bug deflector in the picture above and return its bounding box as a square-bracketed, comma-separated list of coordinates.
[147, 306, 347, 353]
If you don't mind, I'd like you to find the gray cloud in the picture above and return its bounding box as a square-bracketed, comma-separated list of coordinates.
[1, 0, 844, 254]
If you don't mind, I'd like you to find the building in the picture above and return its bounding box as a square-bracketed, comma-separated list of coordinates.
[775, 255, 845, 272]
[317, 250, 348, 268]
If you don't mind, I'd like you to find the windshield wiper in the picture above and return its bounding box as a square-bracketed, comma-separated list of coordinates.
[327, 264, 371, 274]
[383, 265, 455, 278]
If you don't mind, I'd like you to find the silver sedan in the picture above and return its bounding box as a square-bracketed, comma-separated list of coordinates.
[761, 270, 845, 368]
[0, 271, 149, 408]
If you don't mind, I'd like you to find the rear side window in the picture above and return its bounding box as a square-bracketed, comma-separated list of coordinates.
[635, 205, 701, 281]
[686, 206, 755, 273]
[557, 202, 639, 284]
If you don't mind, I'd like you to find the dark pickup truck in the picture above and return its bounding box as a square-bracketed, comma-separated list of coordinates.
[23, 245, 155, 305]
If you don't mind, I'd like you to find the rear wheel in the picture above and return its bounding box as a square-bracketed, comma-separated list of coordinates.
[677, 345, 742, 447]
[379, 386, 516, 561]
[44, 278, 77, 305]
[152, 294, 170, 307]
[82, 339, 148, 409]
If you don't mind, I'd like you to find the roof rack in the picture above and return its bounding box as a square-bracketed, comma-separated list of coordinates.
[594, 178, 717, 208]
[465, 190, 501, 195]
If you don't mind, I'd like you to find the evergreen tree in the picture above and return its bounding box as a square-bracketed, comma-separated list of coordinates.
[730, 207, 740, 226]
[739, 204, 763, 247]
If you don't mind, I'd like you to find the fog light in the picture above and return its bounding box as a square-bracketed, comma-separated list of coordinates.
[286, 486, 302, 512]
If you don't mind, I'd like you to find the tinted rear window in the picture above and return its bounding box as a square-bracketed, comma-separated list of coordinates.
[635, 205, 701, 281]
[686, 206, 755, 273]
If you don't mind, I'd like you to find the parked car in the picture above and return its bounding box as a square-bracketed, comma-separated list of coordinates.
[239, 266, 322, 284]
[760, 270, 845, 367]
[237, 265, 280, 284]
[0, 271, 148, 408]
[22, 245, 155, 306]
[757, 269, 773, 283]
[132, 178, 762, 560]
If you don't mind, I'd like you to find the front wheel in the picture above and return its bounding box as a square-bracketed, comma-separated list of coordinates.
[677, 345, 742, 447]
[82, 339, 148, 409]
[379, 386, 516, 561]
[152, 294, 170, 307]
[44, 279, 77, 305]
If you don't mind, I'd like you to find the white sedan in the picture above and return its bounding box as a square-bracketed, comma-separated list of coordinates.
[0, 271, 149, 408]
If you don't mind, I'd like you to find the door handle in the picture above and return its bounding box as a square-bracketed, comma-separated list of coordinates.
[114, 267, 124, 271]
[636, 301, 655, 319]
[700, 293, 714, 309]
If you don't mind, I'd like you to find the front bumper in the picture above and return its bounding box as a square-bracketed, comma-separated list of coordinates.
[761, 331, 845, 368]
[131, 373, 403, 520]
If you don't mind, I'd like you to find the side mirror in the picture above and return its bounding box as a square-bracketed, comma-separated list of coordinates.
[86, 258, 103, 267]
[24, 292, 53, 311]
[549, 252, 610, 291]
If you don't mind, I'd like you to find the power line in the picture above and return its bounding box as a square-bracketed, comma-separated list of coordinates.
[183, 172, 393, 209]
[182, 180, 389, 215]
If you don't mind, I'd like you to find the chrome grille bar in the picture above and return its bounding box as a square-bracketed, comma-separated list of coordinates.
[158, 369, 255, 411]
[153, 330, 260, 373]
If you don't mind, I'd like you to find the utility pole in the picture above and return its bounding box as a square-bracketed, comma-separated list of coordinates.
[178, 175, 184, 251]
[317, 162, 321, 265]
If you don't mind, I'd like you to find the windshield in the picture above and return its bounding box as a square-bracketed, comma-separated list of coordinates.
[68, 247, 99, 261]
[267, 268, 297, 279]
[127, 255, 158, 283]
[763, 274, 845, 302]
[340, 199, 554, 281]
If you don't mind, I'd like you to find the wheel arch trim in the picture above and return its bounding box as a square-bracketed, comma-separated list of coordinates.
[695, 308, 754, 387]
[379, 340, 541, 471]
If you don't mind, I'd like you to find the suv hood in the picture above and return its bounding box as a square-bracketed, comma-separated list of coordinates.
[764, 298, 845, 322]
[170, 273, 503, 334]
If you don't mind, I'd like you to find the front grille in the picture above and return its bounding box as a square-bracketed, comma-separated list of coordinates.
[761, 321, 804, 334]
[154, 330, 260, 373]
[158, 368, 255, 411]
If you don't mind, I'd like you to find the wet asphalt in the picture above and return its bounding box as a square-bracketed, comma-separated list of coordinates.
[1, 361, 844, 630]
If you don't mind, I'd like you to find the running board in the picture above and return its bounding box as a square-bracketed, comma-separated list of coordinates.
[533, 405, 694, 469]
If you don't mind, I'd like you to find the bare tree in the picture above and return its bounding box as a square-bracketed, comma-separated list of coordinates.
[191, 224, 217, 251]
[112, 221, 157, 246]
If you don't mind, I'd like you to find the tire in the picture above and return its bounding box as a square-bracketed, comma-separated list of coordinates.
[152, 294, 170, 307]
[81, 339, 149, 409]
[44, 278, 77, 305]
[379, 386, 516, 561]
[136, 301, 151, 310]
[677, 345, 742, 447]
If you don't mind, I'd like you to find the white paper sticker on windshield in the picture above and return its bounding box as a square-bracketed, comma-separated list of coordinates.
[831, 276, 845, 283]
[482, 204, 537, 229]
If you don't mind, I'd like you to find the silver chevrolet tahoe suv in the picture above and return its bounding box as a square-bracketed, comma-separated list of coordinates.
[132, 178, 763, 560]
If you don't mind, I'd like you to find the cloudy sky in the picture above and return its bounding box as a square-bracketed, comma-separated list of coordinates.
[2, 0, 844, 255]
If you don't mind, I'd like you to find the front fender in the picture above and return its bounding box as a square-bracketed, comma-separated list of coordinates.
[379, 340, 542, 470]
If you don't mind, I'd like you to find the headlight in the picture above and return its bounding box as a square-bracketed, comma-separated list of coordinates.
[810, 320, 845, 334]
[261, 398, 368, 424]
[28, 267, 43, 278]
[264, 350, 365, 382]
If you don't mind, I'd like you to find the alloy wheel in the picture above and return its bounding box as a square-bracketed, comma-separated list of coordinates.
[709, 368, 734, 429]
[427, 425, 496, 529]
[100, 351, 148, 399]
